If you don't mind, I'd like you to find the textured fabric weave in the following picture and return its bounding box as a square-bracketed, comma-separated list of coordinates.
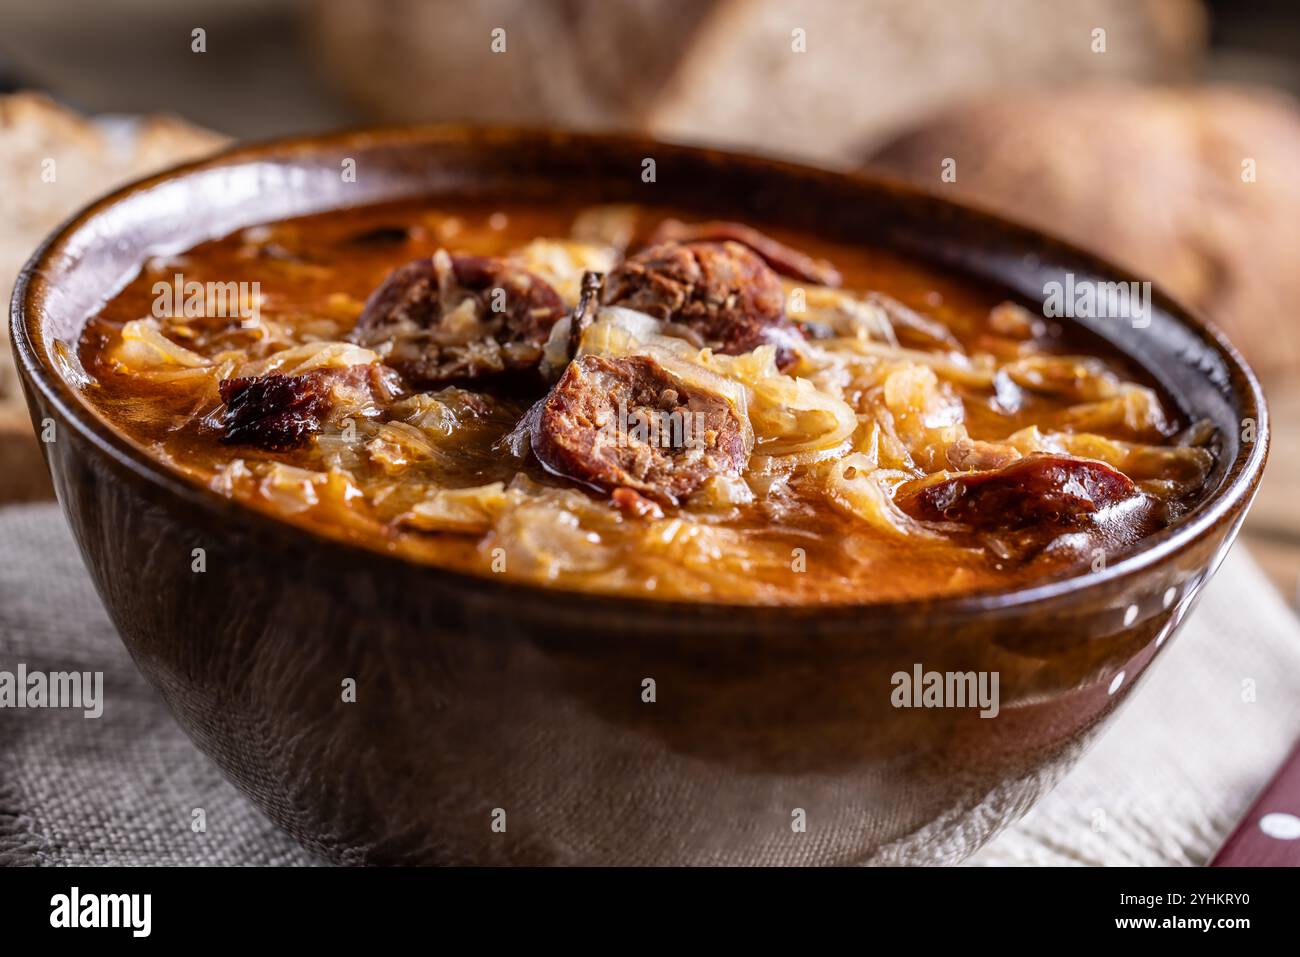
[0, 504, 313, 866]
[2, 502, 1298, 866]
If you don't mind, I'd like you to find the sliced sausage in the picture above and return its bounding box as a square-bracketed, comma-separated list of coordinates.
[895, 453, 1139, 530]
[531, 354, 747, 505]
[603, 241, 804, 370]
[220, 364, 402, 451]
[350, 251, 566, 385]
[651, 219, 842, 287]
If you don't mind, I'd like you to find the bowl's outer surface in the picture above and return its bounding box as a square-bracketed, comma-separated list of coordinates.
[11, 127, 1268, 865]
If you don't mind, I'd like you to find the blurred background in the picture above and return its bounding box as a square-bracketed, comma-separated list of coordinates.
[2, 0, 1298, 143]
[2, 0, 1299, 601]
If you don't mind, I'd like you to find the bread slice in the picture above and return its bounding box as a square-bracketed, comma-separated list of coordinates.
[1, 92, 227, 502]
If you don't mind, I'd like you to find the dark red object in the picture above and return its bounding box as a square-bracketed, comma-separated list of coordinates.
[897, 453, 1140, 530]
[220, 370, 338, 450]
[650, 218, 843, 287]
[1211, 740, 1300, 866]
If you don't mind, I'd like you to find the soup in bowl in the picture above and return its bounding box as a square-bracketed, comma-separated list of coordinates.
[11, 128, 1267, 864]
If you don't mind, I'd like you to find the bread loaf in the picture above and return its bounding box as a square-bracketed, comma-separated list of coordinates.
[309, 0, 1206, 164]
[867, 84, 1300, 387]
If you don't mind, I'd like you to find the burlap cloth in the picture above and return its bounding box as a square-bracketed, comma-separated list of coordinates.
[3, 502, 1299, 866]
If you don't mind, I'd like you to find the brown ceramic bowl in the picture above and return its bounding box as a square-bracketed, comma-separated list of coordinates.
[10, 127, 1268, 865]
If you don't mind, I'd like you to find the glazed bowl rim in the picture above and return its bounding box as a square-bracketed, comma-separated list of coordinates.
[9, 123, 1271, 621]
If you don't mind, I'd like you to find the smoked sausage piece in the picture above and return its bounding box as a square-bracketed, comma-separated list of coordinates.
[603, 241, 804, 370]
[351, 251, 566, 385]
[651, 218, 842, 287]
[531, 354, 747, 504]
[896, 453, 1140, 529]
